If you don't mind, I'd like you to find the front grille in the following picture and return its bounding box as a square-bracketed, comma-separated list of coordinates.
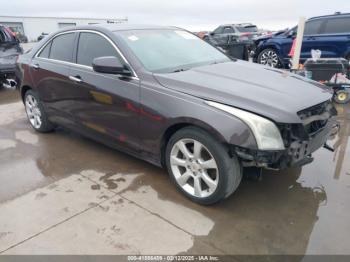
[297, 101, 330, 120]
[297, 100, 332, 136]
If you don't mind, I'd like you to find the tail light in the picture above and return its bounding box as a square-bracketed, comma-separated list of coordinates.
[4, 27, 16, 37]
[241, 32, 252, 37]
[239, 32, 252, 41]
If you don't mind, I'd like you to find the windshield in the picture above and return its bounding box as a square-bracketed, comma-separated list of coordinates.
[236, 26, 258, 33]
[117, 29, 230, 73]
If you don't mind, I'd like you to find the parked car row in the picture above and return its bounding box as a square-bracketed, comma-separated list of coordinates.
[203, 12, 350, 69]
[255, 12, 350, 68]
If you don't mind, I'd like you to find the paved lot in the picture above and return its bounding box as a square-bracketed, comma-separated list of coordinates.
[0, 87, 349, 255]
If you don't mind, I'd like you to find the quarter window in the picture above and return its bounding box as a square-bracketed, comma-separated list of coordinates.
[324, 17, 350, 34]
[304, 19, 323, 35]
[49, 33, 75, 62]
[213, 27, 223, 34]
[77, 32, 120, 66]
[38, 42, 51, 58]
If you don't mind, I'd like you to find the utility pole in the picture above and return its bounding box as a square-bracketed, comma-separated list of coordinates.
[291, 17, 306, 70]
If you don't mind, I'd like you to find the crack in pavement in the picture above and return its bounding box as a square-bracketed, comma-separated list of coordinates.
[0, 174, 117, 254]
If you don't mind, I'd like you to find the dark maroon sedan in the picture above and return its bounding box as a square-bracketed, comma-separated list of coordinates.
[16, 25, 338, 204]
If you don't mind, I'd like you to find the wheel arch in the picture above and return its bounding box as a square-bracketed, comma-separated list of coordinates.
[159, 120, 228, 167]
[20, 85, 32, 102]
[256, 45, 286, 68]
[257, 45, 282, 58]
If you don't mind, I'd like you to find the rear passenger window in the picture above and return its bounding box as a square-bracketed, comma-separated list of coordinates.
[223, 27, 234, 34]
[49, 33, 75, 62]
[77, 32, 119, 66]
[38, 42, 51, 58]
[324, 17, 350, 34]
[304, 19, 323, 35]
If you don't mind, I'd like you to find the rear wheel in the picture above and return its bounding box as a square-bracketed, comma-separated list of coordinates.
[334, 90, 350, 104]
[24, 90, 54, 132]
[257, 48, 282, 68]
[165, 127, 242, 205]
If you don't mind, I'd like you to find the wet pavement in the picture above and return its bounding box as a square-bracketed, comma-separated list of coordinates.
[0, 87, 349, 255]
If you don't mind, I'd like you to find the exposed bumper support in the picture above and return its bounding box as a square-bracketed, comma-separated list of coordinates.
[234, 117, 339, 170]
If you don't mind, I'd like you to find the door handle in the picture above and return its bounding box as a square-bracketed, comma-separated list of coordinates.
[69, 75, 82, 83]
[306, 37, 316, 40]
[30, 63, 40, 70]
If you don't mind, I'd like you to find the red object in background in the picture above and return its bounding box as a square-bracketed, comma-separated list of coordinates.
[288, 38, 296, 57]
[4, 27, 16, 37]
[196, 31, 208, 39]
[240, 32, 252, 37]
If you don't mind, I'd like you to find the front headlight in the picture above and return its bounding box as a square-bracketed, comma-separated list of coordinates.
[206, 101, 285, 150]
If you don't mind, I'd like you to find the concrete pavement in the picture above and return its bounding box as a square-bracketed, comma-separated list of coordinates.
[0, 87, 350, 255]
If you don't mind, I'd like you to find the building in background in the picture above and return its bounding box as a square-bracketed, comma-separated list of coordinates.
[0, 15, 128, 41]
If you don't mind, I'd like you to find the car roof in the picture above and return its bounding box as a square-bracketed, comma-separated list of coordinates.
[309, 12, 350, 20]
[55, 24, 180, 33]
[220, 23, 256, 27]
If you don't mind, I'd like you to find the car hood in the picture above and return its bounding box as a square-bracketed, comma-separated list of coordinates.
[153, 61, 332, 123]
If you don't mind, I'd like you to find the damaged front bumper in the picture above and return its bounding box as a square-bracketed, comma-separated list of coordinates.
[233, 102, 339, 170]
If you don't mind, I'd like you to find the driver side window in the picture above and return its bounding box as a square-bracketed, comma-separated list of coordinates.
[76, 32, 121, 67]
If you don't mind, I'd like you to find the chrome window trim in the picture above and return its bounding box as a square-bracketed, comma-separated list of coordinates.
[34, 29, 139, 79]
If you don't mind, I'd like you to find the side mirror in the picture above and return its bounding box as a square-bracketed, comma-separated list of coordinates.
[92, 56, 132, 76]
[288, 30, 297, 38]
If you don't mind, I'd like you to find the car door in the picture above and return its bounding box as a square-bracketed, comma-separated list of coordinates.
[30, 32, 78, 127]
[316, 16, 350, 58]
[210, 27, 224, 46]
[300, 19, 327, 60]
[216, 26, 235, 46]
[68, 31, 141, 152]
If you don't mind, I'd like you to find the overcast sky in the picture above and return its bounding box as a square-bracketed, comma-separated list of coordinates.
[2, 0, 349, 31]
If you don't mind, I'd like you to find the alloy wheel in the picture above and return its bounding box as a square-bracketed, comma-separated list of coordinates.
[170, 139, 219, 198]
[259, 49, 279, 67]
[25, 94, 42, 129]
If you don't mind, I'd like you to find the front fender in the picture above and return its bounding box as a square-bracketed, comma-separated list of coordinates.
[139, 81, 258, 165]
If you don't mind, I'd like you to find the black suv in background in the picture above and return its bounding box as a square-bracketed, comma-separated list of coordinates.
[255, 13, 350, 68]
[204, 23, 260, 60]
[204, 23, 260, 43]
[0, 25, 22, 88]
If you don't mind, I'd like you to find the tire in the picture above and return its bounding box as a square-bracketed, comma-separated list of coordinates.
[257, 48, 282, 68]
[24, 89, 55, 132]
[345, 54, 350, 62]
[334, 90, 350, 104]
[165, 127, 242, 205]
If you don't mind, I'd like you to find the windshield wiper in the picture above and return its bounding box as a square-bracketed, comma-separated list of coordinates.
[171, 68, 188, 73]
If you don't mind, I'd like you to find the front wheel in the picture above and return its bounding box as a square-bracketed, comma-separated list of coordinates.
[165, 127, 242, 205]
[257, 48, 282, 68]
